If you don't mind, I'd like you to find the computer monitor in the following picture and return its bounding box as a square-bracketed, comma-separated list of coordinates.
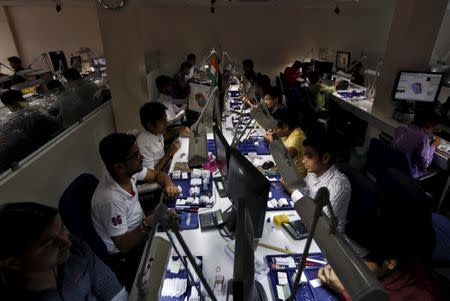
[91, 57, 106, 67]
[48, 51, 68, 72]
[213, 125, 230, 183]
[230, 201, 266, 301]
[393, 71, 443, 103]
[225, 148, 270, 238]
[312, 59, 334, 75]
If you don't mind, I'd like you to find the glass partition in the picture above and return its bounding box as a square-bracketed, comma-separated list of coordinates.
[0, 73, 111, 176]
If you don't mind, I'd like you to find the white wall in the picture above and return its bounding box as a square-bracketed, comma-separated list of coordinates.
[6, 5, 103, 69]
[433, 10, 450, 64]
[0, 7, 18, 74]
[96, 0, 148, 132]
[141, 6, 395, 79]
[0, 102, 115, 208]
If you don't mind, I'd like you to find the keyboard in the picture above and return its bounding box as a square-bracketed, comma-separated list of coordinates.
[282, 220, 308, 240]
[199, 210, 224, 231]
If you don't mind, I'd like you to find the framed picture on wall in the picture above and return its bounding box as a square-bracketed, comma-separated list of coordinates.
[336, 51, 351, 70]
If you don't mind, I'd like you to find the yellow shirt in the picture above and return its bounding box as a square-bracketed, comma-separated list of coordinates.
[282, 128, 307, 177]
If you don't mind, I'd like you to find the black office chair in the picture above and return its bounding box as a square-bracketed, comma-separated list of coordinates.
[367, 137, 438, 182]
[431, 213, 450, 266]
[340, 166, 381, 249]
[59, 173, 110, 263]
[377, 168, 436, 263]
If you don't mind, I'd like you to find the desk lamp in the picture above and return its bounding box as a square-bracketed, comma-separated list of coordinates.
[269, 134, 308, 194]
[188, 86, 219, 168]
[286, 188, 388, 301]
[129, 200, 217, 301]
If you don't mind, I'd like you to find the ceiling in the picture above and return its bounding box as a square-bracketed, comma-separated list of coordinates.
[0, 0, 447, 10]
[0, 0, 391, 8]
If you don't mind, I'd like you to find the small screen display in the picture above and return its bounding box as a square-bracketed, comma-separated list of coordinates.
[394, 72, 442, 102]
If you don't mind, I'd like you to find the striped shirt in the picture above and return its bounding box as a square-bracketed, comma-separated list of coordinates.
[291, 165, 351, 233]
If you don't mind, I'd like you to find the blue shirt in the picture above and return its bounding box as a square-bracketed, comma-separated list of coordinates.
[16, 238, 127, 301]
[392, 125, 436, 179]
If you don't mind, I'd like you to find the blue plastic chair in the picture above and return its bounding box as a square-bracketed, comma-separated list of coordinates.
[59, 173, 109, 262]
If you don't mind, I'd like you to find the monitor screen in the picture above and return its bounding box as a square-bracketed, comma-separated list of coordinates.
[313, 60, 334, 75]
[91, 57, 106, 67]
[213, 126, 230, 183]
[227, 149, 270, 238]
[394, 71, 443, 103]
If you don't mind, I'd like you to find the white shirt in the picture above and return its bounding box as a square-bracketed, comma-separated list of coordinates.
[157, 94, 181, 122]
[136, 130, 165, 169]
[91, 168, 147, 254]
[291, 165, 351, 233]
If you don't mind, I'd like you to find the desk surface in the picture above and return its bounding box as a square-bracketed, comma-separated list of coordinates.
[158, 115, 320, 301]
[331, 89, 450, 170]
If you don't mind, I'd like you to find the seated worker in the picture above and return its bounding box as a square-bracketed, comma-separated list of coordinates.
[7, 56, 24, 72]
[263, 86, 285, 116]
[283, 134, 351, 233]
[137, 102, 182, 171]
[283, 60, 302, 85]
[307, 70, 338, 112]
[392, 109, 440, 179]
[187, 53, 196, 66]
[317, 217, 443, 301]
[91, 133, 180, 290]
[6, 56, 26, 87]
[172, 61, 192, 99]
[298, 62, 314, 88]
[242, 58, 255, 76]
[155, 75, 186, 124]
[264, 108, 307, 177]
[0, 202, 127, 301]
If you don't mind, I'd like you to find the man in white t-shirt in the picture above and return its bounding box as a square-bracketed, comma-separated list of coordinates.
[283, 134, 351, 233]
[91, 133, 179, 290]
[137, 102, 181, 171]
